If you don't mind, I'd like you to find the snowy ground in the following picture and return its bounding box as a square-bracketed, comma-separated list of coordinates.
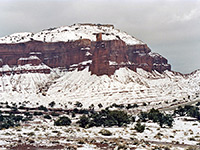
[0, 67, 200, 149]
[0, 114, 199, 150]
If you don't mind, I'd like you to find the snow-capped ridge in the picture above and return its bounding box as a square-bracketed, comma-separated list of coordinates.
[0, 24, 144, 45]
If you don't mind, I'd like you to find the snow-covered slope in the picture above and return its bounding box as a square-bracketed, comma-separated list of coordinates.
[0, 63, 51, 72]
[0, 67, 199, 109]
[0, 24, 143, 45]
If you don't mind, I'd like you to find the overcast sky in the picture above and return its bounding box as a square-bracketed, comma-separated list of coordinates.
[0, 0, 200, 73]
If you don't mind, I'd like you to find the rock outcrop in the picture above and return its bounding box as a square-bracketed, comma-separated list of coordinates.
[0, 55, 50, 76]
[0, 24, 171, 76]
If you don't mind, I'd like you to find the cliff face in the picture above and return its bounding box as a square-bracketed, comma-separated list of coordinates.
[89, 38, 170, 75]
[0, 39, 92, 68]
[0, 38, 171, 76]
[0, 24, 171, 76]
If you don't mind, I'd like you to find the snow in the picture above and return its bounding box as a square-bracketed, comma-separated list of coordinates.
[18, 55, 40, 61]
[85, 52, 92, 56]
[79, 60, 92, 65]
[77, 144, 98, 150]
[0, 67, 199, 149]
[0, 115, 198, 149]
[0, 65, 12, 72]
[109, 61, 135, 66]
[134, 117, 200, 145]
[81, 47, 90, 51]
[0, 32, 33, 44]
[16, 64, 51, 70]
[29, 52, 42, 55]
[109, 61, 118, 65]
[0, 64, 51, 72]
[149, 52, 161, 57]
[0, 24, 144, 45]
[0, 24, 199, 149]
[0, 67, 199, 111]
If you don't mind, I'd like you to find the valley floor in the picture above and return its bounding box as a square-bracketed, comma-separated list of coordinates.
[0, 107, 199, 150]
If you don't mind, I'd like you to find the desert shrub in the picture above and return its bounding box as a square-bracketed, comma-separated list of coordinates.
[111, 103, 124, 109]
[89, 104, 94, 110]
[162, 114, 173, 127]
[148, 108, 161, 122]
[18, 105, 26, 109]
[49, 101, 56, 107]
[74, 101, 83, 107]
[143, 102, 147, 106]
[24, 112, 33, 120]
[131, 116, 136, 122]
[0, 118, 15, 129]
[44, 114, 51, 119]
[0, 114, 24, 130]
[77, 139, 85, 144]
[139, 108, 174, 128]
[71, 112, 76, 118]
[174, 105, 200, 120]
[174, 106, 185, 116]
[12, 115, 23, 122]
[196, 102, 200, 106]
[77, 109, 132, 128]
[27, 132, 35, 136]
[98, 103, 103, 108]
[11, 106, 18, 112]
[0, 115, 3, 122]
[6, 104, 11, 108]
[126, 103, 139, 109]
[38, 105, 48, 112]
[139, 112, 148, 122]
[73, 108, 79, 113]
[188, 137, 196, 141]
[186, 146, 197, 150]
[51, 112, 60, 117]
[126, 104, 132, 109]
[152, 146, 162, 150]
[106, 110, 130, 127]
[24, 112, 31, 116]
[54, 116, 71, 126]
[134, 122, 145, 133]
[187, 107, 200, 119]
[71, 108, 90, 114]
[99, 129, 112, 136]
[22, 116, 32, 122]
[92, 110, 129, 127]
[163, 146, 170, 150]
[78, 109, 89, 114]
[33, 111, 43, 116]
[77, 115, 90, 128]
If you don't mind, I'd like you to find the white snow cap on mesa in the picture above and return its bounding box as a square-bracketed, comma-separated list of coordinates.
[0, 23, 144, 45]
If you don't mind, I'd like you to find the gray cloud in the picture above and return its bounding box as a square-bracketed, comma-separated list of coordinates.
[0, 0, 200, 73]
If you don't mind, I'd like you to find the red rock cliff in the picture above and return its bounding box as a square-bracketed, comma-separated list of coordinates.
[0, 38, 171, 76]
[0, 24, 171, 76]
